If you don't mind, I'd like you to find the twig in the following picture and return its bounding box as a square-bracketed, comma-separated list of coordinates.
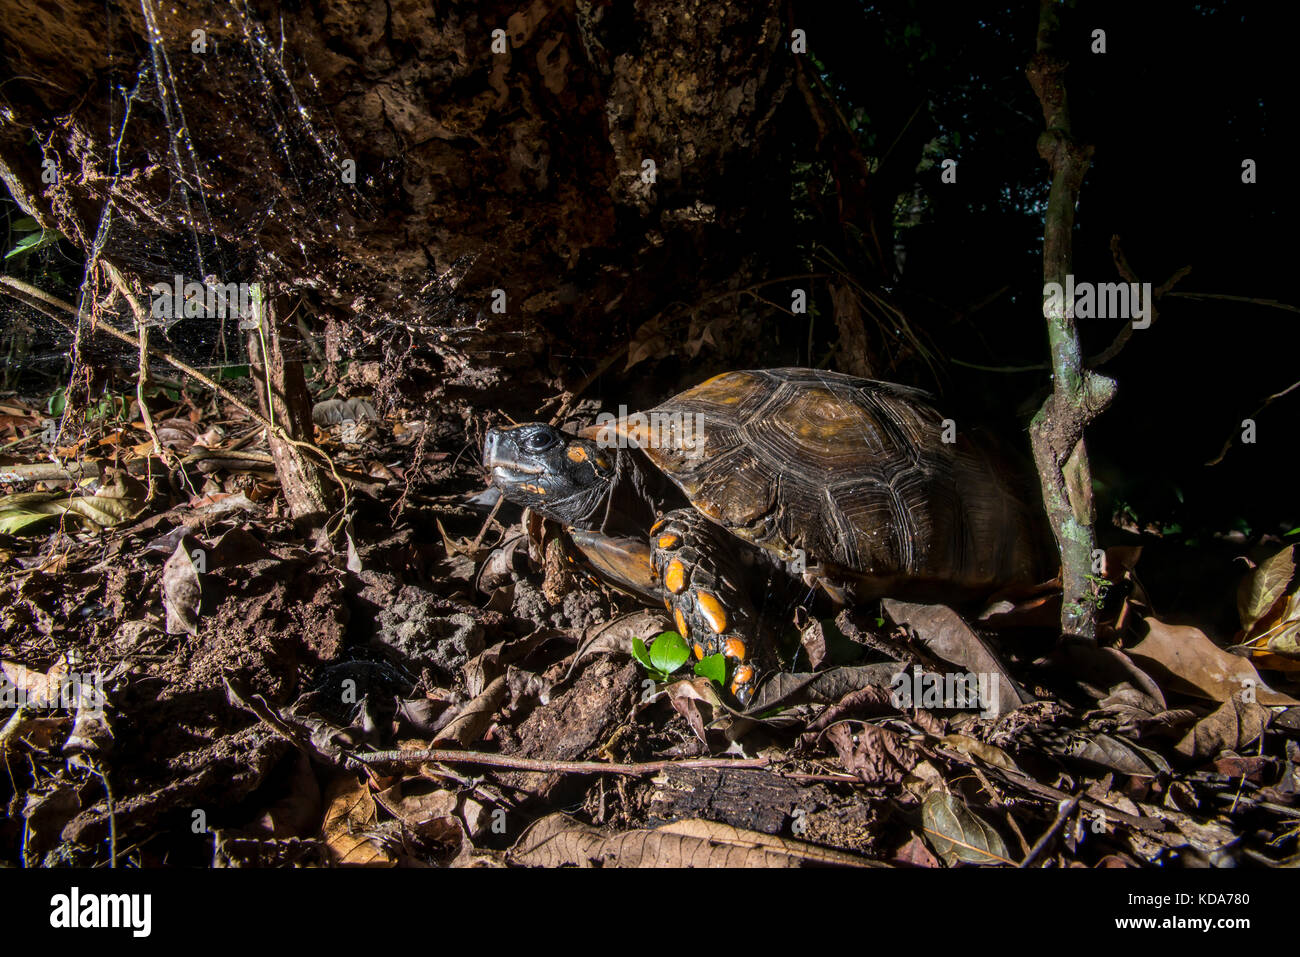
[1019, 793, 1080, 867]
[352, 748, 771, 777]
[1, 274, 267, 427]
[1086, 237, 1191, 367]
[950, 358, 1048, 374]
[1164, 291, 1300, 314]
[1207, 376, 1300, 466]
[471, 493, 504, 552]
[0, 274, 351, 523]
[88, 758, 118, 869]
[101, 262, 180, 486]
[967, 763, 1031, 857]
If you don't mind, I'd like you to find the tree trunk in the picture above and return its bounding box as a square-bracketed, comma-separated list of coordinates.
[246, 290, 336, 531]
[1025, 0, 1116, 640]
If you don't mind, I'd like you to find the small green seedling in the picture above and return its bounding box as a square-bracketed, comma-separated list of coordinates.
[632, 631, 689, 682]
[632, 631, 730, 692]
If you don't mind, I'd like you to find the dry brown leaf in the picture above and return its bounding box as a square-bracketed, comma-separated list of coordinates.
[1, 660, 61, 708]
[1237, 545, 1295, 630]
[432, 675, 507, 748]
[893, 834, 941, 867]
[798, 615, 828, 670]
[748, 662, 904, 712]
[508, 813, 886, 867]
[321, 775, 397, 867]
[623, 318, 670, 371]
[920, 789, 1013, 866]
[882, 600, 1034, 716]
[254, 752, 323, 838]
[569, 609, 669, 673]
[162, 536, 203, 636]
[1059, 731, 1168, 777]
[664, 676, 723, 743]
[1128, 618, 1298, 705]
[373, 779, 466, 858]
[1173, 695, 1272, 760]
[0, 712, 69, 752]
[825, 722, 917, 785]
[938, 733, 1021, 772]
[1240, 590, 1300, 665]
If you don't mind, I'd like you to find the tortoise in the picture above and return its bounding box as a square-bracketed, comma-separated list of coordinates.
[482, 368, 1050, 705]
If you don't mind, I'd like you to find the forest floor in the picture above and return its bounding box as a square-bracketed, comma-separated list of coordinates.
[2, 375, 1298, 868]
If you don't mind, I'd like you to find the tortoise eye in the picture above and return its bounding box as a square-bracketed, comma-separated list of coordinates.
[523, 430, 558, 453]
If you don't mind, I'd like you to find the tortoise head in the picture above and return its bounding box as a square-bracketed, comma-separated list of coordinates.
[483, 423, 619, 527]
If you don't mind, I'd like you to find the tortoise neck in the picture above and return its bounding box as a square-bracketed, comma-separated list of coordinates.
[579, 447, 668, 538]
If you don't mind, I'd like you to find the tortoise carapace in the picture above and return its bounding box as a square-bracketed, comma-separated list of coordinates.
[483, 368, 1051, 705]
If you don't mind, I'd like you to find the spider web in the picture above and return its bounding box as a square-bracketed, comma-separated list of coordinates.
[1, 0, 388, 397]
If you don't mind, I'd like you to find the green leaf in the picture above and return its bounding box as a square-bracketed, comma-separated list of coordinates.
[0, 494, 62, 535]
[631, 637, 654, 670]
[4, 228, 61, 259]
[0, 476, 144, 534]
[693, 653, 726, 684]
[648, 631, 689, 674]
[46, 391, 66, 416]
[11, 217, 40, 232]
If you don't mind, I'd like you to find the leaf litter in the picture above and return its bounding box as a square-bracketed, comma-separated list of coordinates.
[0, 386, 1298, 869]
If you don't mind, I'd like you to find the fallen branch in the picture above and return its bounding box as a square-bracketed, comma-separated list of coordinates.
[351, 748, 771, 777]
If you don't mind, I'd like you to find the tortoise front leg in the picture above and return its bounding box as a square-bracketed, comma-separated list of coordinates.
[649, 508, 770, 706]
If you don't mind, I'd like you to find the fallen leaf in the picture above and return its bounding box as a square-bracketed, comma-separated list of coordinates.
[825, 722, 917, 785]
[432, 675, 507, 749]
[508, 813, 886, 867]
[1, 660, 61, 708]
[1129, 618, 1298, 705]
[920, 789, 1013, 866]
[1174, 695, 1271, 760]
[1240, 590, 1300, 664]
[883, 600, 1035, 717]
[893, 834, 941, 867]
[747, 662, 903, 712]
[1237, 545, 1295, 630]
[798, 615, 828, 670]
[162, 536, 203, 635]
[664, 677, 725, 743]
[569, 608, 670, 670]
[938, 733, 1021, 772]
[1058, 731, 1168, 777]
[320, 775, 397, 867]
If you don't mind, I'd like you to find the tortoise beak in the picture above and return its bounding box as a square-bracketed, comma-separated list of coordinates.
[482, 429, 543, 484]
[482, 429, 502, 470]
